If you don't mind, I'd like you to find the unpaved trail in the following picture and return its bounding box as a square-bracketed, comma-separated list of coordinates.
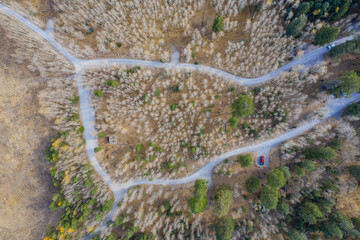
[0, 3, 359, 238]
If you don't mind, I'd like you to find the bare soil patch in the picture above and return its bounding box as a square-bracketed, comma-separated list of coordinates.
[324, 52, 360, 79]
[0, 24, 61, 240]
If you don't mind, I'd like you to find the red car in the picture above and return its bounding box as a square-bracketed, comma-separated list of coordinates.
[260, 156, 265, 165]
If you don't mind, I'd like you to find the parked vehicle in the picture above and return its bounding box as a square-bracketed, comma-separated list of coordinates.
[327, 43, 335, 50]
[294, 49, 303, 56]
[260, 156, 265, 165]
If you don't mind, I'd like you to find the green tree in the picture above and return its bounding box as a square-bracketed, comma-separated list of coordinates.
[106, 234, 117, 240]
[98, 132, 106, 138]
[231, 95, 254, 118]
[295, 2, 311, 17]
[351, 217, 360, 229]
[277, 199, 290, 216]
[321, 221, 343, 239]
[101, 199, 114, 213]
[267, 169, 286, 188]
[329, 137, 342, 150]
[188, 179, 208, 214]
[344, 102, 360, 117]
[298, 202, 324, 225]
[245, 176, 260, 193]
[123, 226, 139, 240]
[136, 144, 144, 154]
[237, 154, 253, 168]
[94, 90, 103, 98]
[314, 27, 339, 46]
[70, 95, 79, 104]
[304, 147, 336, 160]
[277, 166, 291, 179]
[113, 215, 126, 227]
[213, 184, 233, 216]
[329, 37, 360, 58]
[212, 15, 224, 33]
[228, 117, 238, 129]
[105, 79, 119, 87]
[332, 0, 351, 20]
[286, 15, 307, 37]
[294, 165, 305, 177]
[259, 185, 279, 209]
[316, 196, 335, 214]
[349, 165, 360, 180]
[300, 160, 315, 172]
[287, 228, 305, 240]
[331, 211, 354, 232]
[214, 217, 235, 240]
[334, 71, 360, 97]
[94, 147, 102, 153]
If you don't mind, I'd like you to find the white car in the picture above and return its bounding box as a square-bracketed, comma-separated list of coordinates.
[327, 43, 335, 50]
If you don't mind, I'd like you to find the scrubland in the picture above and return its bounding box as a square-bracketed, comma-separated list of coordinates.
[0, 11, 74, 78]
[0, 0, 360, 240]
[83, 63, 329, 182]
[39, 0, 296, 77]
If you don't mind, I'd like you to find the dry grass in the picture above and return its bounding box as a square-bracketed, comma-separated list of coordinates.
[0, 0, 53, 29]
[324, 52, 360, 80]
[48, 0, 296, 77]
[0, 12, 75, 78]
[110, 183, 198, 238]
[0, 25, 61, 240]
[82, 63, 329, 182]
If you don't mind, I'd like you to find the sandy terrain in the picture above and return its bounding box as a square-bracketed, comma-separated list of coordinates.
[0, 25, 61, 240]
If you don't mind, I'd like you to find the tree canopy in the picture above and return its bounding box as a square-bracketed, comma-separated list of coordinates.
[334, 71, 360, 97]
[321, 221, 343, 239]
[277, 199, 290, 216]
[286, 15, 307, 38]
[231, 95, 254, 118]
[214, 217, 235, 240]
[329, 211, 360, 237]
[237, 154, 253, 168]
[314, 27, 339, 46]
[259, 185, 279, 209]
[245, 176, 260, 193]
[294, 165, 305, 177]
[293, 0, 353, 21]
[344, 102, 360, 117]
[300, 160, 315, 172]
[331, 211, 354, 232]
[94, 90, 103, 98]
[294, 2, 311, 18]
[316, 196, 335, 214]
[188, 179, 208, 214]
[329, 37, 360, 59]
[287, 228, 305, 240]
[212, 15, 224, 33]
[329, 137, 342, 150]
[267, 169, 286, 189]
[351, 217, 360, 229]
[304, 146, 336, 160]
[298, 202, 324, 225]
[228, 117, 238, 129]
[213, 184, 233, 216]
[277, 166, 291, 179]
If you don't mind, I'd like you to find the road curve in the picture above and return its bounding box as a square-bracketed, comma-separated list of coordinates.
[91, 93, 360, 236]
[78, 34, 355, 86]
[0, 3, 357, 87]
[1, 3, 359, 239]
